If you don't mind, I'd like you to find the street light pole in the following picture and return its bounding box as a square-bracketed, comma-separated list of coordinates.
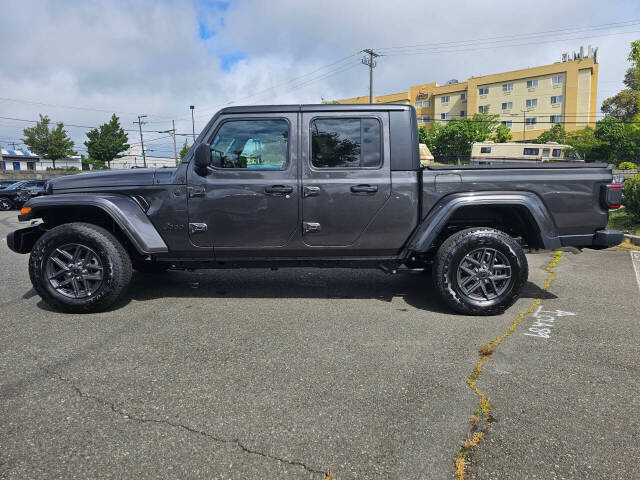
[190, 105, 196, 142]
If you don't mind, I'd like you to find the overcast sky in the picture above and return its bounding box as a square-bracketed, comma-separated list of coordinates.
[1, 0, 639, 158]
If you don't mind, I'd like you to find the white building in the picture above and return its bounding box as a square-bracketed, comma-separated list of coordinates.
[0, 149, 83, 171]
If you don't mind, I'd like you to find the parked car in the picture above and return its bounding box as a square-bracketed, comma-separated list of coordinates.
[0, 180, 46, 210]
[0, 180, 18, 189]
[7, 104, 622, 314]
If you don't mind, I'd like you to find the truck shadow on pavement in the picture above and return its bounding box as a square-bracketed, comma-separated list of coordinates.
[121, 268, 555, 314]
[31, 269, 556, 314]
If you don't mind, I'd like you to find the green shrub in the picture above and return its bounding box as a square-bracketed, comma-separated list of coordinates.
[623, 174, 640, 219]
[618, 161, 637, 170]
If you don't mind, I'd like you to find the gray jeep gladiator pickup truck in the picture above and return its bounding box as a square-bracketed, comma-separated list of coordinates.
[7, 104, 623, 314]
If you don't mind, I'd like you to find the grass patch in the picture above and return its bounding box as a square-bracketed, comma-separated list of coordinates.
[608, 208, 640, 236]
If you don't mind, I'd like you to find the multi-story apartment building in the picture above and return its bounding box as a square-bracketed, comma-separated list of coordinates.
[336, 49, 598, 141]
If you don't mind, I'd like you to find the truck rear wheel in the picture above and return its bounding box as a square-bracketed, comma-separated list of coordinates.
[432, 227, 528, 315]
[29, 223, 132, 313]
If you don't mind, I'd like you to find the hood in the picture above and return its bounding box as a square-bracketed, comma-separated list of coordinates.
[47, 168, 158, 192]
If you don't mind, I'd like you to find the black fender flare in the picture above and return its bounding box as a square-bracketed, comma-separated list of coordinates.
[406, 191, 561, 252]
[16, 194, 168, 254]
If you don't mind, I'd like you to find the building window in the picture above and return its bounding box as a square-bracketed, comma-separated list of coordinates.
[12, 161, 20, 170]
[552, 75, 564, 85]
[525, 117, 537, 126]
[542, 148, 550, 157]
[523, 148, 539, 155]
[550, 95, 563, 104]
[526, 79, 538, 88]
[552, 148, 562, 157]
[414, 102, 422, 108]
[419, 115, 431, 122]
[502, 83, 513, 92]
[501, 102, 513, 110]
[425, 100, 431, 107]
[441, 95, 450, 103]
[440, 112, 450, 120]
[478, 105, 489, 114]
[460, 92, 467, 101]
[550, 115, 563, 124]
[311, 118, 381, 168]
[415, 100, 430, 108]
[478, 87, 489, 95]
[460, 110, 466, 117]
[480, 146, 492, 153]
[501, 120, 513, 128]
[526, 98, 538, 108]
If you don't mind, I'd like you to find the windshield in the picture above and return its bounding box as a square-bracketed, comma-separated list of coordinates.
[3, 182, 24, 190]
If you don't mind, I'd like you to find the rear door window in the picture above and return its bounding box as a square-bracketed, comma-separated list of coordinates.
[311, 118, 381, 168]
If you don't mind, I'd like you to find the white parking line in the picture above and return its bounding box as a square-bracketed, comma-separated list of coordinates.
[631, 251, 640, 293]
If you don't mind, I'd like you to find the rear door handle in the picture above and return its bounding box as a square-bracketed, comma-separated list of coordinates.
[350, 184, 378, 194]
[265, 185, 293, 195]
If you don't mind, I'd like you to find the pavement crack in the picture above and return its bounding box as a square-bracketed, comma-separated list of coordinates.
[29, 356, 329, 478]
[454, 251, 563, 480]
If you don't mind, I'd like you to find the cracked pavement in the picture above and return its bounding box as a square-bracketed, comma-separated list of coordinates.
[0, 211, 639, 479]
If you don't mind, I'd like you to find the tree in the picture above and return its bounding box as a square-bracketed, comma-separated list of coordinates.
[418, 125, 428, 144]
[601, 89, 640, 122]
[493, 124, 512, 143]
[179, 139, 191, 160]
[22, 114, 76, 169]
[537, 123, 567, 144]
[423, 114, 500, 163]
[565, 127, 602, 161]
[84, 114, 130, 169]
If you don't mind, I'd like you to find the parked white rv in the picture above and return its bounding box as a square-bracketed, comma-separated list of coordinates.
[471, 141, 583, 164]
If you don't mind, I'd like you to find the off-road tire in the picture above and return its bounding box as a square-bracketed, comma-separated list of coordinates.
[29, 223, 132, 313]
[433, 227, 528, 315]
[0, 197, 12, 211]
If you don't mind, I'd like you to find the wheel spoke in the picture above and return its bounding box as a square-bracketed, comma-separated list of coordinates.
[56, 248, 73, 261]
[83, 273, 102, 281]
[84, 263, 103, 271]
[467, 281, 482, 294]
[50, 256, 69, 271]
[489, 274, 510, 280]
[480, 281, 490, 299]
[461, 275, 476, 287]
[460, 265, 476, 276]
[48, 270, 67, 280]
[465, 255, 481, 266]
[57, 277, 73, 287]
[71, 278, 80, 297]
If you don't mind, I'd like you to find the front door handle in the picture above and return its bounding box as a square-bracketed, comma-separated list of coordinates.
[265, 185, 293, 196]
[350, 184, 378, 194]
[188, 185, 205, 198]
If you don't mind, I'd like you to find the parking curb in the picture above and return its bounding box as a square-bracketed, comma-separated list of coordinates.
[624, 234, 640, 246]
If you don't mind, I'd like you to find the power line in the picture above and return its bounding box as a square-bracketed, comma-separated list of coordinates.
[375, 18, 640, 53]
[378, 28, 640, 57]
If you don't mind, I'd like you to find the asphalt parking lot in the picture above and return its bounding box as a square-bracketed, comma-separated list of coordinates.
[1, 210, 639, 479]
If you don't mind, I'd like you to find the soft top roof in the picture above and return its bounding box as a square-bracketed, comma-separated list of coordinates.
[218, 104, 413, 114]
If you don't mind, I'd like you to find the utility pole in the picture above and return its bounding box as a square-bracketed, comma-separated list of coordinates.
[361, 49, 380, 104]
[160, 120, 179, 166]
[8, 142, 22, 150]
[189, 105, 196, 142]
[134, 115, 148, 168]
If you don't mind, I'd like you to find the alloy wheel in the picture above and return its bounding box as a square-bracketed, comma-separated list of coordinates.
[44, 243, 104, 299]
[456, 247, 512, 301]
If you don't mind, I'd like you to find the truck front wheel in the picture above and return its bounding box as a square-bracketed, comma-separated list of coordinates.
[433, 227, 528, 316]
[29, 223, 132, 313]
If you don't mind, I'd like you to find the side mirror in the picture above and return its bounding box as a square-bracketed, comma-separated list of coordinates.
[194, 143, 211, 170]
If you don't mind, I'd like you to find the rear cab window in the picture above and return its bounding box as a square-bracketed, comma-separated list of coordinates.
[311, 118, 381, 168]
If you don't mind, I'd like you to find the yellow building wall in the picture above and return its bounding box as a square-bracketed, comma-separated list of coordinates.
[333, 57, 597, 141]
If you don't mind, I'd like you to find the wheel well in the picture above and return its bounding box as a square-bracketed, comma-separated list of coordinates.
[38, 206, 140, 260]
[435, 205, 543, 250]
